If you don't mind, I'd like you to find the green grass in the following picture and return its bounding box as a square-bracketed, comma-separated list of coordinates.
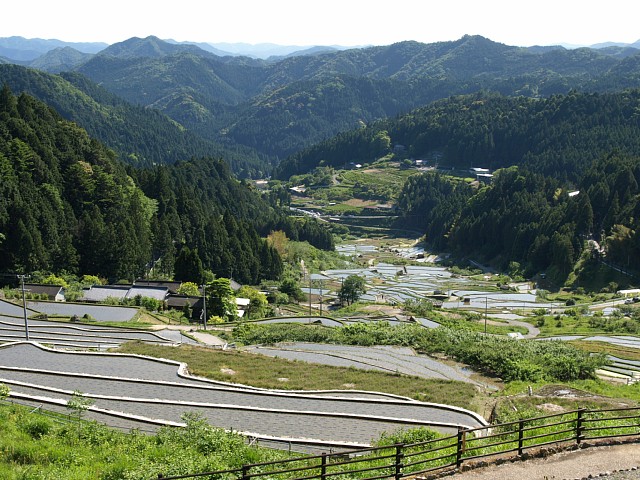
[0, 403, 289, 480]
[569, 340, 640, 361]
[114, 342, 478, 410]
[534, 315, 601, 336]
[499, 379, 640, 404]
[324, 203, 364, 214]
[1, 394, 637, 480]
[535, 312, 640, 336]
[571, 257, 638, 292]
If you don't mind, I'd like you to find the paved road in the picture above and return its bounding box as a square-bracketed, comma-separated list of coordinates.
[0, 342, 487, 446]
[441, 443, 640, 480]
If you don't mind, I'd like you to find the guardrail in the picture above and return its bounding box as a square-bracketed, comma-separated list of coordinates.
[155, 406, 640, 480]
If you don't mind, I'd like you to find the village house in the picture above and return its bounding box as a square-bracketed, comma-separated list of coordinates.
[23, 283, 65, 302]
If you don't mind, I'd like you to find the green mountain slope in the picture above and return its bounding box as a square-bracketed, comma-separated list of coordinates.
[275, 90, 640, 179]
[68, 35, 640, 164]
[0, 85, 336, 283]
[281, 90, 640, 285]
[28, 46, 92, 73]
[0, 64, 268, 176]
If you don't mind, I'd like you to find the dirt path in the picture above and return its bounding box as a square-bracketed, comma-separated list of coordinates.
[149, 324, 227, 346]
[436, 443, 639, 480]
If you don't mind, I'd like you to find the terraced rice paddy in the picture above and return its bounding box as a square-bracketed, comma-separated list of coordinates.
[0, 342, 487, 448]
[601, 356, 640, 380]
[243, 342, 480, 384]
[26, 301, 139, 322]
[0, 299, 193, 348]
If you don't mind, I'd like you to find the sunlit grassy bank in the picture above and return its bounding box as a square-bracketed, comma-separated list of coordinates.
[0, 403, 289, 480]
[114, 342, 478, 410]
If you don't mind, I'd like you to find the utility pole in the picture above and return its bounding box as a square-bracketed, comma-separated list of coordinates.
[308, 274, 312, 317]
[17, 274, 30, 340]
[484, 296, 488, 334]
[201, 283, 207, 331]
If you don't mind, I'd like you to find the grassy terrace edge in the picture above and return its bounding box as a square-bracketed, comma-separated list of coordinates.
[113, 342, 478, 410]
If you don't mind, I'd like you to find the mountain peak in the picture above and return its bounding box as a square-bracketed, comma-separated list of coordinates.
[98, 36, 207, 59]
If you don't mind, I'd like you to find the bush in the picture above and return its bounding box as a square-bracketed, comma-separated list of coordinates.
[374, 426, 440, 446]
[0, 383, 8, 400]
[21, 416, 53, 439]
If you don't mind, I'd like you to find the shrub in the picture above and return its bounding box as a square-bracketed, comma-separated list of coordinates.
[21, 416, 53, 439]
[0, 383, 8, 400]
[374, 426, 441, 446]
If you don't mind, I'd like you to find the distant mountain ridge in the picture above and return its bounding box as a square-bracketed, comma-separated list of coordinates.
[98, 36, 209, 59]
[0, 36, 356, 65]
[205, 42, 351, 59]
[29, 47, 93, 73]
[0, 36, 107, 61]
[68, 35, 640, 161]
[2, 34, 640, 175]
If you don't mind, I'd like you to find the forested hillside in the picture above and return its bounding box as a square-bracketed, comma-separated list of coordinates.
[3, 34, 640, 286]
[274, 90, 640, 284]
[275, 91, 640, 179]
[0, 84, 152, 280]
[397, 156, 640, 284]
[3, 36, 640, 176]
[68, 36, 640, 166]
[0, 86, 332, 283]
[0, 64, 268, 176]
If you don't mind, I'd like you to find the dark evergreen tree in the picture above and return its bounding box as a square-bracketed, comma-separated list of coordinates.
[174, 246, 204, 284]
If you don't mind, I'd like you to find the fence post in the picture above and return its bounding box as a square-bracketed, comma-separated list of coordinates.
[320, 452, 327, 480]
[242, 464, 251, 480]
[517, 420, 524, 456]
[456, 427, 466, 468]
[576, 408, 585, 444]
[395, 443, 404, 480]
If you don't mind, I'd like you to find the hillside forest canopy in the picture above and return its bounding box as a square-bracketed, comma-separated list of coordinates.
[277, 90, 640, 285]
[0, 85, 333, 284]
[4, 35, 640, 179]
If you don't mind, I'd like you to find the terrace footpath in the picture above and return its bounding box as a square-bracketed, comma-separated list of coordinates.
[149, 324, 227, 346]
[435, 443, 640, 480]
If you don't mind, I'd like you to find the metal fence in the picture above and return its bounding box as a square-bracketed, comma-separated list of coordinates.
[155, 406, 640, 480]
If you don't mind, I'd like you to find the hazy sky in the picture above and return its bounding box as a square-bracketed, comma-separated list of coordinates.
[6, 0, 639, 47]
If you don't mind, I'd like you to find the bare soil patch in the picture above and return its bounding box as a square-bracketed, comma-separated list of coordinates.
[344, 198, 377, 207]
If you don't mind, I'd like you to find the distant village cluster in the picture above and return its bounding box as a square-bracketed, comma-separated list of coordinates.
[18, 280, 250, 320]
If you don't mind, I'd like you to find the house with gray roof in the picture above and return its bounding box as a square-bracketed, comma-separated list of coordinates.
[80, 285, 130, 303]
[126, 286, 169, 302]
[24, 284, 65, 302]
[134, 279, 182, 294]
